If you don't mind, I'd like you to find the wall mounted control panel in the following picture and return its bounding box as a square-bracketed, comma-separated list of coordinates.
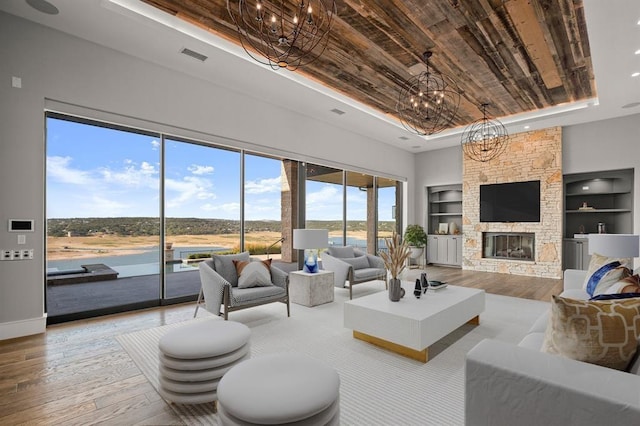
[1, 249, 34, 261]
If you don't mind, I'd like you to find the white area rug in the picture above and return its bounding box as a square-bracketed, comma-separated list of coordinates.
[117, 281, 549, 425]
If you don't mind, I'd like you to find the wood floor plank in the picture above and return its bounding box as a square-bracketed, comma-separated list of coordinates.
[0, 266, 562, 425]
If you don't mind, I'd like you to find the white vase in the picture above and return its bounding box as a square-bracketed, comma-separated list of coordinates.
[409, 246, 423, 259]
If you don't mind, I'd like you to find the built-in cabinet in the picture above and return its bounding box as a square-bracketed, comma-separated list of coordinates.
[563, 168, 633, 270]
[427, 184, 463, 267]
[427, 235, 462, 266]
[563, 238, 591, 270]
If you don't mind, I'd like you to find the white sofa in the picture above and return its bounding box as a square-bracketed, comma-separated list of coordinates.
[465, 269, 640, 426]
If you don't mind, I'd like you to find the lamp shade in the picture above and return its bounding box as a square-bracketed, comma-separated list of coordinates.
[588, 234, 640, 258]
[293, 229, 329, 250]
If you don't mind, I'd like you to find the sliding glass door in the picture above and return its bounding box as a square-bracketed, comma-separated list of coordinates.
[46, 114, 161, 320]
[164, 138, 241, 299]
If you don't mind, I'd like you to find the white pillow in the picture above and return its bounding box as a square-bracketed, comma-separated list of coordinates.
[233, 259, 272, 289]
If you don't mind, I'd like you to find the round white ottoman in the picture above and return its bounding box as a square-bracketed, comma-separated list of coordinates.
[217, 353, 340, 425]
[158, 318, 250, 405]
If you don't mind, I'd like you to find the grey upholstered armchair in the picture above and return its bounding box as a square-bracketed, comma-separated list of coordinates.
[194, 252, 290, 320]
[321, 245, 386, 299]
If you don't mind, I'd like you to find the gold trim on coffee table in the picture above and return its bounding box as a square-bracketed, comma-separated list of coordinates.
[352, 315, 481, 363]
[353, 330, 429, 362]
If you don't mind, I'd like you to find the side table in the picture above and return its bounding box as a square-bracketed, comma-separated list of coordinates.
[289, 270, 334, 307]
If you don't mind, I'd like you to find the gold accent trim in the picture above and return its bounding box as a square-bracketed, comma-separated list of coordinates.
[467, 315, 480, 325]
[353, 331, 428, 363]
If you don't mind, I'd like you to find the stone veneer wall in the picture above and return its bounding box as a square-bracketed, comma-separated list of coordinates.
[462, 127, 563, 278]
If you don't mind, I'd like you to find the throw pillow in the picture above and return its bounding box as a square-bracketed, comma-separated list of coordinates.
[541, 295, 640, 370]
[327, 245, 355, 258]
[591, 273, 640, 297]
[212, 252, 250, 287]
[341, 255, 370, 270]
[582, 252, 630, 297]
[233, 259, 272, 289]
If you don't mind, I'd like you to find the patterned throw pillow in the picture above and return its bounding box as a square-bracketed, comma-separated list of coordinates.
[233, 259, 273, 289]
[582, 252, 631, 297]
[541, 295, 640, 370]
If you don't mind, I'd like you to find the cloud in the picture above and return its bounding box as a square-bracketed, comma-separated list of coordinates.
[188, 164, 214, 175]
[46, 156, 94, 185]
[100, 161, 159, 189]
[245, 176, 281, 194]
[307, 185, 340, 205]
[165, 175, 216, 208]
[150, 140, 160, 150]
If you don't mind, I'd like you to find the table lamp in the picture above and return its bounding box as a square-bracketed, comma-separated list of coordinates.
[293, 229, 329, 273]
[588, 234, 640, 267]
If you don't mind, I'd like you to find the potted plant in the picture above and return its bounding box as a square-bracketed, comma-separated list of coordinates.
[403, 224, 427, 260]
[379, 232, 411, 301]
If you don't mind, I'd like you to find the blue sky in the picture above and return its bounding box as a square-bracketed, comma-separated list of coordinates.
[46, 117, 395, 221]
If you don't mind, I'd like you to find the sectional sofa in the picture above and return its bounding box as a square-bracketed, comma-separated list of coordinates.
[465, 269, 640, 426]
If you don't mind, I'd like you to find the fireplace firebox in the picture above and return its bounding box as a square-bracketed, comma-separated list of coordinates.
[483, 232, 535, 261]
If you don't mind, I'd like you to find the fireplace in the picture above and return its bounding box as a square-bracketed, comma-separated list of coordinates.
[483, 232, 535, 261]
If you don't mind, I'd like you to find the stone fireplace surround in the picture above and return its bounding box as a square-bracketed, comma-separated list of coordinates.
[461, 127, 563, 279]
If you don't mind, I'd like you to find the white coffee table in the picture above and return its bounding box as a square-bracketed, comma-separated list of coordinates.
[344, 280, 485, 362]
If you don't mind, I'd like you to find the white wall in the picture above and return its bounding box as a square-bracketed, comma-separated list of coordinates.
[563, 113, 640, 236]
[414, 146, 463, 228]
[0, 12, 415, 339]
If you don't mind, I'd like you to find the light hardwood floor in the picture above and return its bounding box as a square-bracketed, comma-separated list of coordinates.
[0, 266, 563, 425]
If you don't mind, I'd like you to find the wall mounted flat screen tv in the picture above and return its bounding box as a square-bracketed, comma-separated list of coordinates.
[480, 180, 541, 222]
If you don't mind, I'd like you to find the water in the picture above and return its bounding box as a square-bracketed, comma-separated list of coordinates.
[48, 238, 380, 278]
[47, 246, 224, 278]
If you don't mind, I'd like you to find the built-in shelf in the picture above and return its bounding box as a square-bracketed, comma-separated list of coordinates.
[427, 184, 462, 268]
[563, 168, 634, 270]
[566, 209, 631, 214]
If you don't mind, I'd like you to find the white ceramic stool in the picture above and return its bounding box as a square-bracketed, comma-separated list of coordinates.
[158, 318, 250, 406]
[217, 353, 340, 425]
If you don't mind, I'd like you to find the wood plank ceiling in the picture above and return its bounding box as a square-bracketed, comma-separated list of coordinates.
[142, 0, 595, 129]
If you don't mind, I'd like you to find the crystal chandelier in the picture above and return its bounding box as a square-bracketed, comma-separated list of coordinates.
[460, 104, 509, 162]
[227, 0, 336, 71]
[396, 51, 461, 136]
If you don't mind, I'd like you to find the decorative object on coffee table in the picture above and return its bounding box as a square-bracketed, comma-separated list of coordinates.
[414, 279, 422, 298]
[379, 231, 411, 302]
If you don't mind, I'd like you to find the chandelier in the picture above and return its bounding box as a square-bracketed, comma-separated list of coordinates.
[227, 0, 336, 71]
[396, 51, 461, 136]
[460, 104, 509, 162]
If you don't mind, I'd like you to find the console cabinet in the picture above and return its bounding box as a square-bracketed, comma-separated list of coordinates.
[427, 235, 462, 266]
[562, 238, 590, 270]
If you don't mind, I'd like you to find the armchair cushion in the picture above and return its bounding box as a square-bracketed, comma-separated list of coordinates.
[327, 245, 355, 258]
[234, 259, 273, 289]
[341, 255, 370, 270]
[212, 251, 250, 287]
[353, 267, 385, 282]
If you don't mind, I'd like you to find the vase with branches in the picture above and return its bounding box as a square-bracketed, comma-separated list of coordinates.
[379, 231, 411, 301]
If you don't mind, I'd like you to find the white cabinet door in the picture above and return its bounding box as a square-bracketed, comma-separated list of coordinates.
[427, 235, 439, 264]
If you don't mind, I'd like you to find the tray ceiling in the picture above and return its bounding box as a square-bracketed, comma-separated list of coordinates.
[142, 0, 596, 129]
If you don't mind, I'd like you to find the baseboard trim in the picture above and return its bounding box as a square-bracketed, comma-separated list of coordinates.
[0, 314, 47, 340]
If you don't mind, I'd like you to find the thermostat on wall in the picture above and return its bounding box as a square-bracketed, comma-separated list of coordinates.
[8, 219, 34, 232]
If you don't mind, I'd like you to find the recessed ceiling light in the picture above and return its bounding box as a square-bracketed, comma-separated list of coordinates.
[399, 136, 409, 140]
[524, 125, 530, 129]
[330, 108, 346, 115]
[636, 49, 640, 55]
[632, 72, 640, 78]
[622, 102, 640, 109]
